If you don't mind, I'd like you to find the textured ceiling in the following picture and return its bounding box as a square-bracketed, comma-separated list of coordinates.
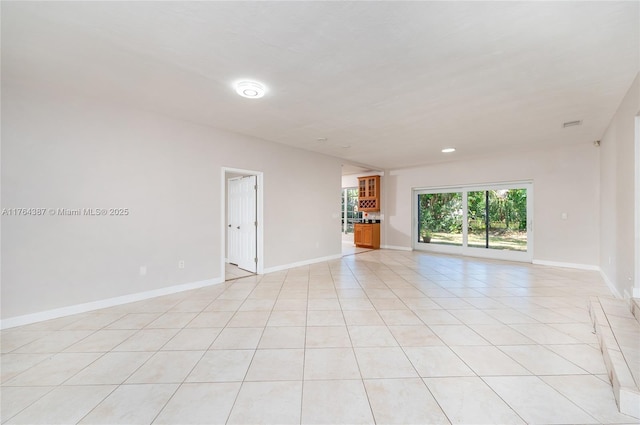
[2, 1, 639, 170]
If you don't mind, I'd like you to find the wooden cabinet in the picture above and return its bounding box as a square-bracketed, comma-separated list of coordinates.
[354, 225, 364, 247]
[354, 223, 380, 249]
[358, 175, 380, 212]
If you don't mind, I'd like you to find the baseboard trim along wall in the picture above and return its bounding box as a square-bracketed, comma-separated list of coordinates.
[531, 259, 600, 271]
[381, 245, 413, 251]
[0, 277, 225, 330]
[2, 253, 343, 329]
[4, 253, 622, 329]
[530, 259, 623, 299]
[600, 270, 624, 299]
[262, 254, 343, 274]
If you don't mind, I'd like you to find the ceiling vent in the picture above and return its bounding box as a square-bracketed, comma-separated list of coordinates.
[562, 120, 582, 128]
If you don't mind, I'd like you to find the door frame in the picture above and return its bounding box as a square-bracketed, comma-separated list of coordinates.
[221, 167, 264, 276]
[634, 115, 640, 297]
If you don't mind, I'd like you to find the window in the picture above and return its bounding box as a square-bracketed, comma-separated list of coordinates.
[414, 183, 532, 261]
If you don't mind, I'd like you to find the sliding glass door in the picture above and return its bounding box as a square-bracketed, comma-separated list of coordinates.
[467, 189, 528, 251]
[414, 182, 532, 261]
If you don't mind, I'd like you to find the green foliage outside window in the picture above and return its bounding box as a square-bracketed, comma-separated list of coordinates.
[467, 189, 527, 233]
[418, 189, 527, 247]
[419, 193, 463, 235]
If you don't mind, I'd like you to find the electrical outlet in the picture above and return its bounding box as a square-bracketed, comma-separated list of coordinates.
[178, 260, 185, 269]
[139, 266, 147, 276]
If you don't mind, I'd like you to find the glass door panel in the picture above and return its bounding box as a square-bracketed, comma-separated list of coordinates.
[342, 188, 360, 234]
[467, 189, 528, 251]
[488, 189, 527, 251]
[467, 191, 487, 248]
[418, 193, 463, 246]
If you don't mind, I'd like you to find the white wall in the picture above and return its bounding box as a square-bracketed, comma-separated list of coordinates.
[386, 143, 601, 266]
[1, 83, 342, 321]
[599, 72, 639, 298]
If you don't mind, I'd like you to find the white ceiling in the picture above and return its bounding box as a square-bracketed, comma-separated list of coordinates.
[3, 1, 639, 170]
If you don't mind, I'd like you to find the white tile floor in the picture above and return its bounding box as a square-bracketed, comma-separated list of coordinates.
[2, 250, 639, 424]
[225, 263, 254, 281]
[341, 243, 373, 257]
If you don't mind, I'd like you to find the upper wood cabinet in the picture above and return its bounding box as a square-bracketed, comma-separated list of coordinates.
[357, 175, 380, 211]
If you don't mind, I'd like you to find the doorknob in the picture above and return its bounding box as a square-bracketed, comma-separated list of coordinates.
[228, 224, 232, 228]
[237, 226, 241, 229]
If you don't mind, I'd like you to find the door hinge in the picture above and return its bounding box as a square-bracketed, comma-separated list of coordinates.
[254, 185, 257, 190]
[254, 221, 257, 227]
[254, 257, 258, 263]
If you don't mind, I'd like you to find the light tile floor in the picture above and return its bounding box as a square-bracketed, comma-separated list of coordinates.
[2, 250, 639, 424]
[342, 240, 373, 257]
[225, 263, 254, 281]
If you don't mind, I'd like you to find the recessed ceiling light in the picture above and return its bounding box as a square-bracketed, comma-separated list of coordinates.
[234, 80, 266, 99]
[317, 137, 328, 142]
[341, 145, 351, 149]
[441, 148, 456, 153]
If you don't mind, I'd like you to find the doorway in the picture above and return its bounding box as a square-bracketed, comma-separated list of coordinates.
[222, 168, 263, 281]
[341, 187, 361, 242]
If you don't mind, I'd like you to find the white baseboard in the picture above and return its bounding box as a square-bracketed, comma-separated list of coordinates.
[381, 245, 412, 251]
[599, 269, 623, 299]
[532, 259, 600, 271]
[0, 277, 225, 330]
[263, 254, 343, 274]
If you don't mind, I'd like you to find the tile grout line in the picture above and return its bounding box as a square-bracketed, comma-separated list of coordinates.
[223, 269, 285, 424]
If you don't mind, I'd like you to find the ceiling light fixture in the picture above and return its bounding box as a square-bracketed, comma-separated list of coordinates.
[317, 137, 328, 142]
[441, 148, 456, 153]
[234, 80, 266, 99]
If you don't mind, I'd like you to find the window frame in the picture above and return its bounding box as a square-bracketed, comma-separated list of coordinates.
[412, 181, 534, 262]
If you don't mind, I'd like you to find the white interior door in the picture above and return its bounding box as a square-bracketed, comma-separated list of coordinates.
[227, 176, 257, 273]
[227, 177, 242, 266]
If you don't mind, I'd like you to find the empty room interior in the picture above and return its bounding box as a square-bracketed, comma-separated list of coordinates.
[2, 1, 640, 424]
